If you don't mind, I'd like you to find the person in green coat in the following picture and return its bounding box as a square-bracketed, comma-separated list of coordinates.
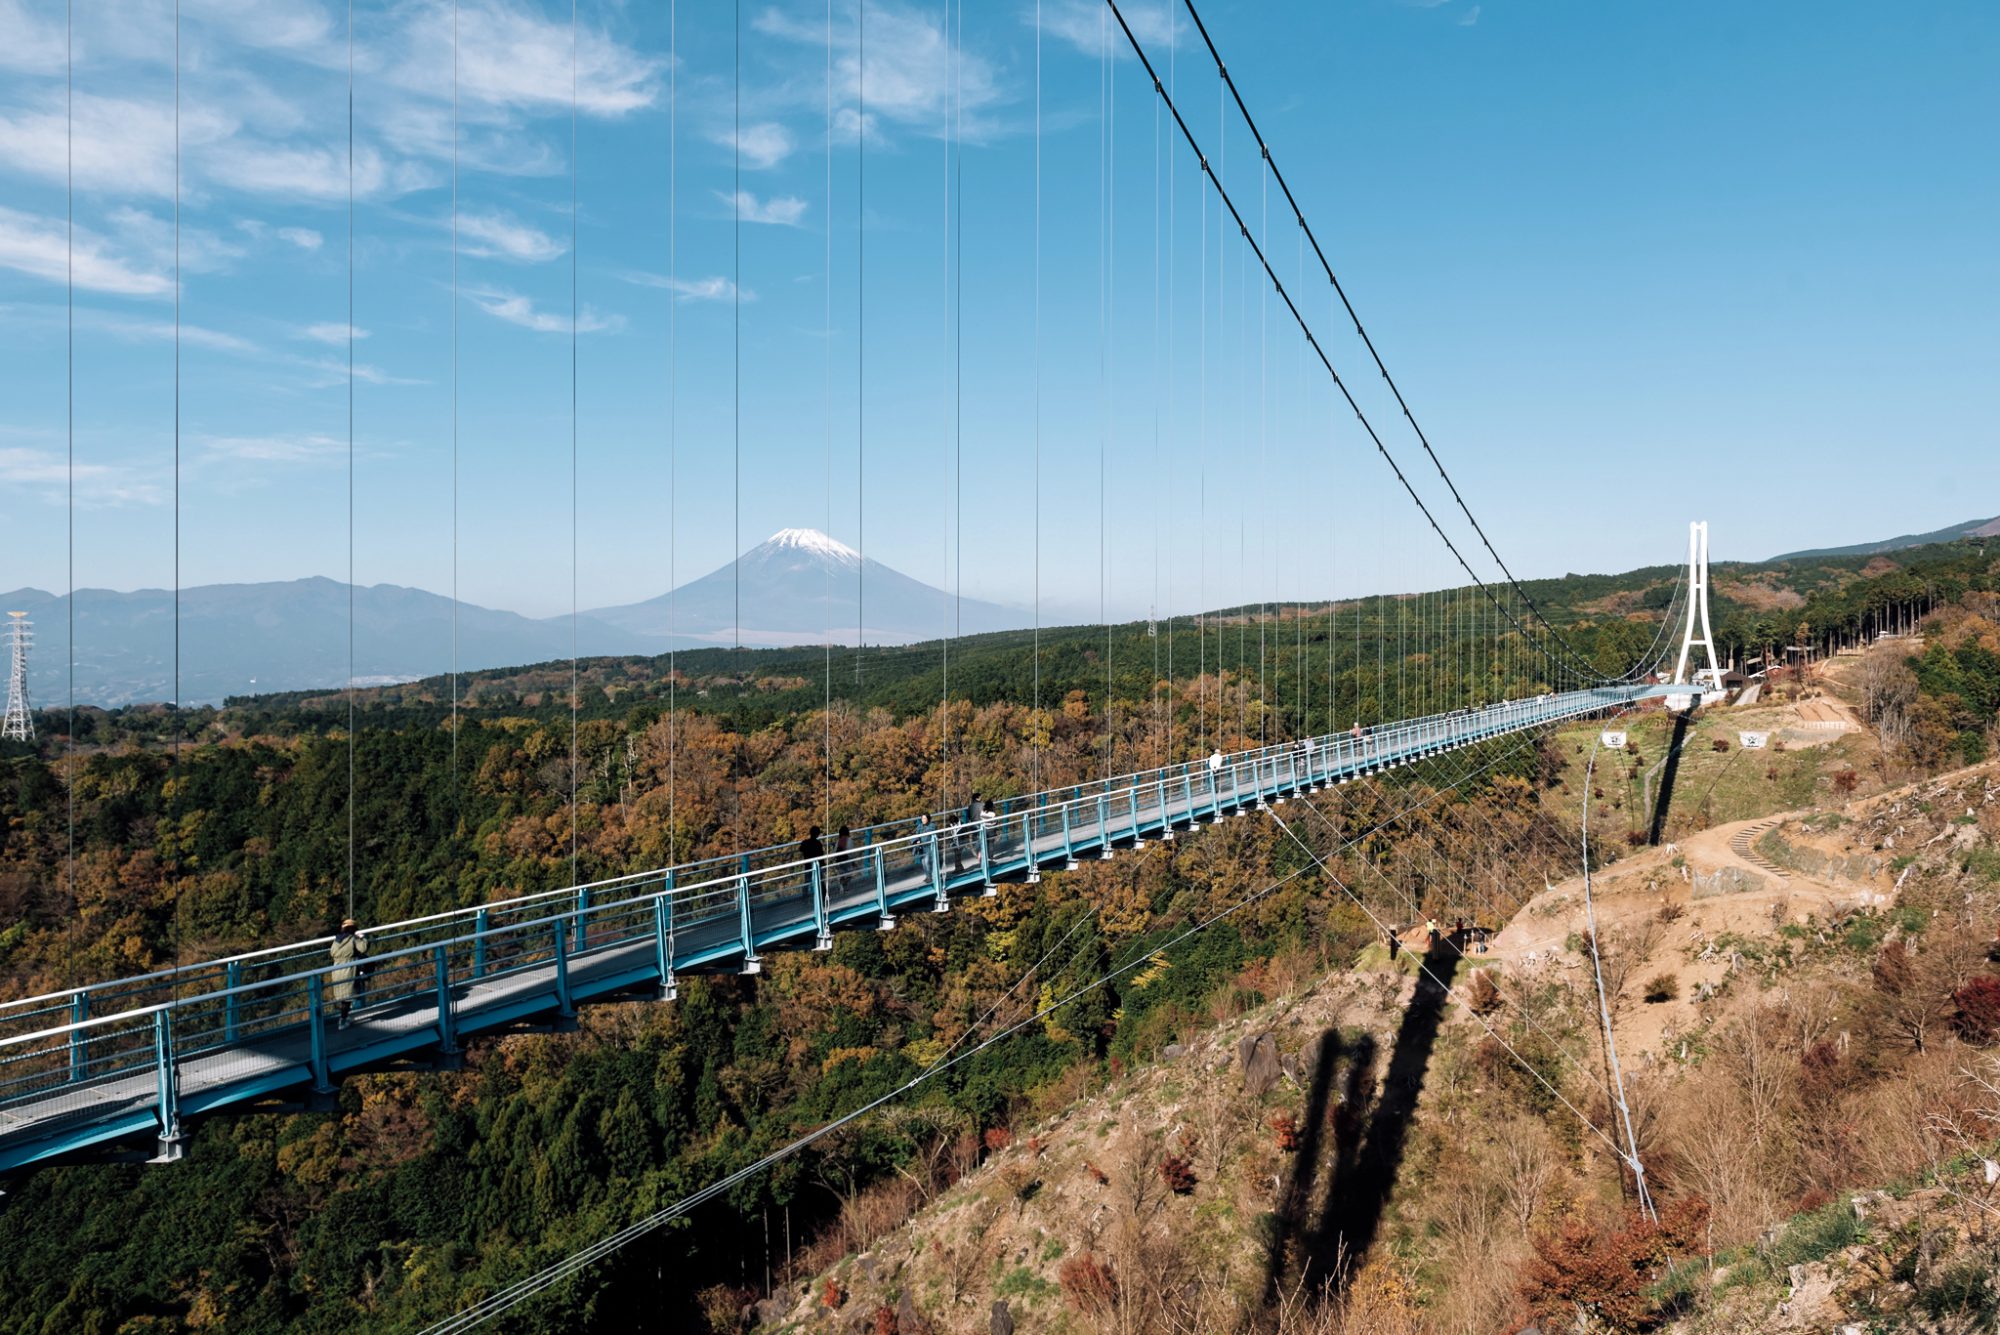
[329, 918, 369, 1030]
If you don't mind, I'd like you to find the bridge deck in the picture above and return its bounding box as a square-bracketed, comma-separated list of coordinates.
[0, 685, 1673, 1171]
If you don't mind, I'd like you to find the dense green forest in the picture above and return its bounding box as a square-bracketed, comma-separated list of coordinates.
[0, 538, 1995, 1331]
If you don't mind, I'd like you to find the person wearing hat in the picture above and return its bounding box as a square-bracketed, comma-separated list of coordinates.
[329, 917, 370, 1030]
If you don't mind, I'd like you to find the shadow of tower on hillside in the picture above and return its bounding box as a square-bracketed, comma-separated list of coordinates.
[1271, 933, 1466, 1303]
[1261, 1027, 1377, 1304]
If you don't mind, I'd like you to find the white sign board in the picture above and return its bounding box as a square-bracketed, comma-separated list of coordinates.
[1600, 731, 1628, 750]
[1665, 693, 1694, 713]
[1739, 731, 1768, 749]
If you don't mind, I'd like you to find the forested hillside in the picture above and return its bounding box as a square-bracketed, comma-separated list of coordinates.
[0, 539, 1996, 1332]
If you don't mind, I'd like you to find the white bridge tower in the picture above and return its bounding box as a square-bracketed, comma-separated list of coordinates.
[1671, 521, 1721, 691]
[2, 612, 32, 742]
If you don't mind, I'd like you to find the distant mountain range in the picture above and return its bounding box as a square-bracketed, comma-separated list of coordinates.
[1769, 515, 2000, 562]
[3, 529, 1027, 707]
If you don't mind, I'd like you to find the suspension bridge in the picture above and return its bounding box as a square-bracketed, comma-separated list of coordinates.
[0, 0, 1739, 1326]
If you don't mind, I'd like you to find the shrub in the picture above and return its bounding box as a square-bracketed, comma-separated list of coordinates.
[1657, 901, 1685, 924]
[872, 1305, 899, 1335]
[1642, 973, 1680, 1004]
[1518, 1197, 1709, 1332]
[1269, 1112, 1300, 1153]
[1081, 1159, 1110, 1186]
[1059, 1253, 1118, 1315]
[1466, 969, 1503, 1014]
[1159, 1154, 1196, 1195]
[822, 1279, 847, 1309]
[1833, 769, 1861, 794]
[1951, 974, 2000, 1044]
[1711, 738, 1731, 753]
[982, 1126, 1013, 1153]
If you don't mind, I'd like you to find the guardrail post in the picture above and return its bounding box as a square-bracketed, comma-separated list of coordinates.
[1020, 811, 1039, 886]
[574, 889, 590, 955]
[68, 991, 87, 1083]
[977, 819, 994, 890]
[1097, 794, 1113, 858]
[1158, 777, 1173, 841]
[224, 960, 242, 1043]
[553, 918, 576, 1016]
[812, 860, 833, 951]
[151, 1010, 184, 1162]
[1206, 767, 1220, 820]
[654, 878, 679, 999]
[875, 846, 895, 929]
[1061, 801, 1077, 868]
[308, 974, 333, 1094]
[1125, 782, 1142, 843]
[472, 907, 489, 980]
[434, 945, 458, 1055]
[737, 876, 762, 975]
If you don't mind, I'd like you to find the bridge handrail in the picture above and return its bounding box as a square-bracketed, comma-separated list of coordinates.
[0, 688, 1634, 1030]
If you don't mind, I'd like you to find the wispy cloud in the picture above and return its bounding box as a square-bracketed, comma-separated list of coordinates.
[467, 287, 621, 334]
[0, 92, 233, 200]
[622, 271, 751, 303]
[196, 432, 347, 465]
[458, 209, 566, 262]
[712, 121, 796, 171]
[300, 322, 368, 345]
[1459, 5, 1482, 24]
[1039, 0, 1181, 59]
[0, 0, 66, 74]
[719, 189, 809, 227]
[753, 1, 1007, 143]
[388, 0, 662, 118]
[0, 206, 173, 297]
[277, 226, 324, 250]
[0, 446, 164, 507]
[203, 139, 435, 202]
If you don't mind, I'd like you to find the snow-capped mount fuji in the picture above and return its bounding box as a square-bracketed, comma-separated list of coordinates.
[584, 528, 1026, 647]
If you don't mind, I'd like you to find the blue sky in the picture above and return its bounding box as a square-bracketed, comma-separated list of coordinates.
[1, 0, 1994, 627]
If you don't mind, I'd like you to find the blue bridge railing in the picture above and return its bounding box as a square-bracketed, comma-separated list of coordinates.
[0, 684, 1666, 1171]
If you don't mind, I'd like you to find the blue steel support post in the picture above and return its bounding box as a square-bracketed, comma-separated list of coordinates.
[434, 945, 458, 1054]
[978, 819, 993, 890]
[737, 875, 762, 974]
[875, 846, 894, 929]
[1097, 794, 1113, 858]
[224, 960, 241, 1043]
[152, 1009, 182, 1159]
[811, 861, 831, 950]
[553, 919, 575, 1016]
[1126, 782, 1142, 843]
[308, 974, 332, 1093]
[1061, 801, 1077, 867]
[1019, 812, 1037, 887]
[574, 889, 589, 955]
[653, 884, 678, 998]
[933, 836, 951, 912]
[472, 907, 489, 980]
[68, 991, 87, 1083]
[1158, 776, 1173, 840]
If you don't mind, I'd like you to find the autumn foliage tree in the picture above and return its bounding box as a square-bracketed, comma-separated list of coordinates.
[1517, 1196, 1710, 1333]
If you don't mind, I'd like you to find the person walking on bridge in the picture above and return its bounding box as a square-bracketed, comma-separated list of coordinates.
[329, 918, 370, 1031]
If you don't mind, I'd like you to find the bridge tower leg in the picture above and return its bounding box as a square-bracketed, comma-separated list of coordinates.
[1672, 520, 1721, 691]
